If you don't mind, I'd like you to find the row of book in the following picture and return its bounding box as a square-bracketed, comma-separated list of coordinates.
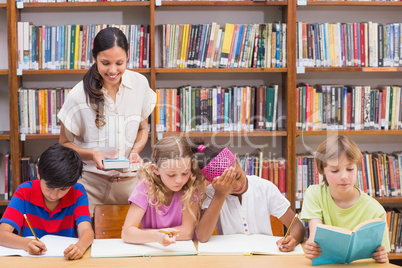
[0, 153, 11, 201]
[18, 88, 72, 134]
[233, 152, 286, 195]
[155, 85, 280, 133]
[18, 23, 150, 70]
[296, 22, 402, 68]
[388, 209, 402, 253]
[17, 0, 148, 2]
[296, 84, 402, 131]
[296, 151, 402, 200]
[162, 22, 287, 69]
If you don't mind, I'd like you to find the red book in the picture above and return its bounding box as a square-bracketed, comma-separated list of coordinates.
[269, 159, 274, 183]
[388, 156, 397, 197]
[262, 160, 269, 180]
[360, 23, 366, 67]
[4, 153, 9, 200]
[175, 89, 180, 132]
[274, 160, 279, 188]
[361, 155, 368, 194]
[278, 159, 286, 194]
[347, 92, 352, 130]
[139, 25, 144, 68]
[314, 158, 319, 184]
[353, 23, 358, 67]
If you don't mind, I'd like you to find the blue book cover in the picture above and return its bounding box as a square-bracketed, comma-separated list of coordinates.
[312, 219, 385, 265]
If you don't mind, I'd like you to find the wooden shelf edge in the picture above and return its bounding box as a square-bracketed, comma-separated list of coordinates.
[305, 1, 402, 6]
[23, 1, 150, 8]
[302, 67, 402, 72]
[21, 68, 150, 75]
[0, 3, 6, 8]
[375, 196, 402, 204]
[389, 252, 402, 260]
[0, 131, 10, 140]
[20, 134, 60, 140]
[296, 130, 402, 136]
[156, 68, 287, 73]
[0, 199, 10, 206]
[159, 131, 287, 137]
[160, 0, 287, 6]
[0, 69, 8, 75]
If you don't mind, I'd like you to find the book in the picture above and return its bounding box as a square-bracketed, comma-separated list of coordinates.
[102, 157, 130, 169]
[0, 235, 78, 257]
[90, 239, 197, 258]
[198, 234, 304, 256]
[312, 218, 386, 265]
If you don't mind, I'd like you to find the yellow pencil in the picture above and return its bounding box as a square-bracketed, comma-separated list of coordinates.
[283, 213, 298, 239]
[158, 230, 179, 236]
[24, 214, 39, 241]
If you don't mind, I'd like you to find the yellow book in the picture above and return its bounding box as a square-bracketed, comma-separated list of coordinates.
[180, 24, 189, 68]
[219, 23, 235, 68]
[74, 25, 80, 69]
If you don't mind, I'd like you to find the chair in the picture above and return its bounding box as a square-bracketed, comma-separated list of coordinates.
[94, 204, 130, 239]
[270, 215, 284, 236]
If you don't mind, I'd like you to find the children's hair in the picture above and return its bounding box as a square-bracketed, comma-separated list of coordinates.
[38, 143, 84, 189]
[190, 139, 222, 170]
[83, 27, 129, 129]
[315, 135, 362, 185]
[137, 136, 205, 219]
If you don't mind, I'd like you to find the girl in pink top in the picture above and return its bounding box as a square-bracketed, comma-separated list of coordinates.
[122, 136, 205, 246]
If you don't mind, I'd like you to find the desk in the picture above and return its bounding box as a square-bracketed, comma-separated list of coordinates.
[0, 250, 399, 268]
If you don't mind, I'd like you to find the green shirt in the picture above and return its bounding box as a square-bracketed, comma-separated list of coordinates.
[301, 184, 390, 252]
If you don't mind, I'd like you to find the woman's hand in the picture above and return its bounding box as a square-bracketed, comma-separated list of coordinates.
[91, 150, 117, 170]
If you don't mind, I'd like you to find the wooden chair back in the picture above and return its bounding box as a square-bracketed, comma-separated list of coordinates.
[94, 205, 130, 239]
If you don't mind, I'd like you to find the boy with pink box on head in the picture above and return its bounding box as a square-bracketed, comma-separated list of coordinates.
[194, 141, 305, 252]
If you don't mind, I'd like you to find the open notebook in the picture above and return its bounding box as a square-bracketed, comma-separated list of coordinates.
[198, 234, 304, 255]
[91, 239, 197, 258]
[0, 235, 79, 257]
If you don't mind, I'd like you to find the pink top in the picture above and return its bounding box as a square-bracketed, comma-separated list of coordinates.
[128, 182, 183, 229]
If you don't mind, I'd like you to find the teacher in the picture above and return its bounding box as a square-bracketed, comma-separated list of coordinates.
[58, 27, 156, 216]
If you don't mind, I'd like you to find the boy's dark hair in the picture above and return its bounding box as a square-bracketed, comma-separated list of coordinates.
[37, 143, 84, 189]
[190, 139, 223, 169]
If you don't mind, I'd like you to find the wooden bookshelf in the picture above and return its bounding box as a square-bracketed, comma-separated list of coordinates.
[155, 68, 287, 73]
[0, 200, 10, 206]
[19, 134, 60, 140]
[0, 3, 6, 8]
[20, 68, 150, 75]
[161, 130, 288, 138]
[304, 1, 402, 6]
[23, 1, 150, 8]
[0, 131, 10, 140]
[0, 70, 7, 75]
[160, 1, 288, 6]
[303, 67, 402, 72]
[296, 130, 402, 136]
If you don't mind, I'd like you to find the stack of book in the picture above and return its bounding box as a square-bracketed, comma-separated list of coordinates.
[161, 22, 287, 69]
[155, 85, 280, 133]
[17, 23, 150, 70]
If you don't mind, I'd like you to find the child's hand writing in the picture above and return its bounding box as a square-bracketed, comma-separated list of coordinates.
[304, 239, 321, 260]
[276, 235, 297, 252]
[26, 239, 47, 255]
[64, 244, 85, 260]
[211, 167, 236, 198]
[157, 228, 180, 247]
[371, 245, 389, 263]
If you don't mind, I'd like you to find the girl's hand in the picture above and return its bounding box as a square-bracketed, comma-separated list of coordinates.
[157, 228, 180, 247]
[276, 235, 297, 252]
[26, 239, 47, 255]
[211, 167, 236, 198]
[304, 239, 321, 260]
[64, 244, 85, 260]
[372, 245, 389, 263]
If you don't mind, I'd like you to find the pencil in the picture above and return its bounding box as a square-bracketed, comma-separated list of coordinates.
[158, 230, 179, 236]
[283, 213, 298, 239]
[24, 214, 39, 241]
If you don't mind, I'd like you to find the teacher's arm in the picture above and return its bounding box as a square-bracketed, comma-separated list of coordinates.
[129, 118, 149, 164]
[59, 123, 114, 170]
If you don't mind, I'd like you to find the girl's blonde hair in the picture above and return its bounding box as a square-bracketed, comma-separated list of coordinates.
[315, 135, 362, 185]
[137, 136, 205, 220]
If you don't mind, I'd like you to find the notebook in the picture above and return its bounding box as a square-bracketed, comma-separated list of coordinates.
[90, 239, 197, 258]
[197, 234, 304, 255]
[0, 235, 79, 257]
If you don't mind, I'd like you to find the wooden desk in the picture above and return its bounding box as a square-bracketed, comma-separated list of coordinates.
[0, 250, 399, 268]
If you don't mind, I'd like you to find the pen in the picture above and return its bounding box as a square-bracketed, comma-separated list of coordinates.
[24, 214, 39, 241]
[283, 213, 298, 239]
[158, 230, 179, 236]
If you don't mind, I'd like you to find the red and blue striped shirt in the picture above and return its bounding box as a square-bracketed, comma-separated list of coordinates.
[0, 180, 91, 238]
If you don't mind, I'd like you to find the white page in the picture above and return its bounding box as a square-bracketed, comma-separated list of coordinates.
[0, 235, 79, 257]
[198, 234, 304, 256]
[91, 238, 197, 258]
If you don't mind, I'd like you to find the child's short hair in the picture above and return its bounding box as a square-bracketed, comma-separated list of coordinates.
[37, 143, 84, 189]
[315, 135, 362, 185]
